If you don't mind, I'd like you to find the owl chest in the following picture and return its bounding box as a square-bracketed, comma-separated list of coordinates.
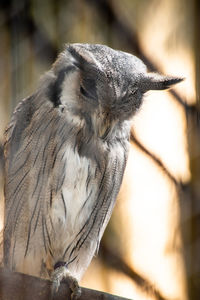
[51, 146, 98, 232]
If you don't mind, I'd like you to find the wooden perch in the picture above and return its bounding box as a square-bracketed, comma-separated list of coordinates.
[0, 267, 132, 300]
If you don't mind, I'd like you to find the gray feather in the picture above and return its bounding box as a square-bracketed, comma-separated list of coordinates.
[3, 43, 182, 281]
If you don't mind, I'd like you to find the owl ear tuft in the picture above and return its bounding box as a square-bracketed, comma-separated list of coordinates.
[140, 73, 184, 92]
[67, 45, 87, 69]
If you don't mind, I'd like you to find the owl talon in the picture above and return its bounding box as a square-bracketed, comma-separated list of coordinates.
[51, 264, 70, 294]
[51, 263, 81, 299]
[68, 276, 81, 300]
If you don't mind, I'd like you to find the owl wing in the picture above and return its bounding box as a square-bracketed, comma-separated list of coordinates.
[3, 93, 63, 271]
[4, 95, 36, 264]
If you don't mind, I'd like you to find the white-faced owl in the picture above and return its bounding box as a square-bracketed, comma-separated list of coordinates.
[3, 43, 182, 298]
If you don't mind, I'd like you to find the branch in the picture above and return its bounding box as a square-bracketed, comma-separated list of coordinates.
[99, 243, 168, 300]
[0, 267, 132, 300]
[130, 131, 179, 186]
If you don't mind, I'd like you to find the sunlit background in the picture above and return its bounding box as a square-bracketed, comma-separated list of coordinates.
[0, 0, 199, 300]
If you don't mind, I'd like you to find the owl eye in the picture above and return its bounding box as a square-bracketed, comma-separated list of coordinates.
[80, 85, 91, 98]
[79, 77, 97, 103]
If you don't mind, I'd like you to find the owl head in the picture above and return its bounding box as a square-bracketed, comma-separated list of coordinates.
[47, 43, 183, 132]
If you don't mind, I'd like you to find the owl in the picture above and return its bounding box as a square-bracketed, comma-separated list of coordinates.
[3, 43, 182, 298]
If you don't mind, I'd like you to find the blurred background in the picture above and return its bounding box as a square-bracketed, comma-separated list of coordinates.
[0, 0, 199, 299]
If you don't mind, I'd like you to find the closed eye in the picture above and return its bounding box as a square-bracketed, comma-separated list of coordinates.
[80, 85, 97, 103]
[80, 85, 91, 98]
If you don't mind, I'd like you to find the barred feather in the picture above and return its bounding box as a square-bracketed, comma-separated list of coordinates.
[3, 43, 181, 282]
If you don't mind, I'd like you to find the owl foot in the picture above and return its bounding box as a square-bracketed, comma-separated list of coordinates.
[67, 275, 81, 300]
[51, 261, 81, 299]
